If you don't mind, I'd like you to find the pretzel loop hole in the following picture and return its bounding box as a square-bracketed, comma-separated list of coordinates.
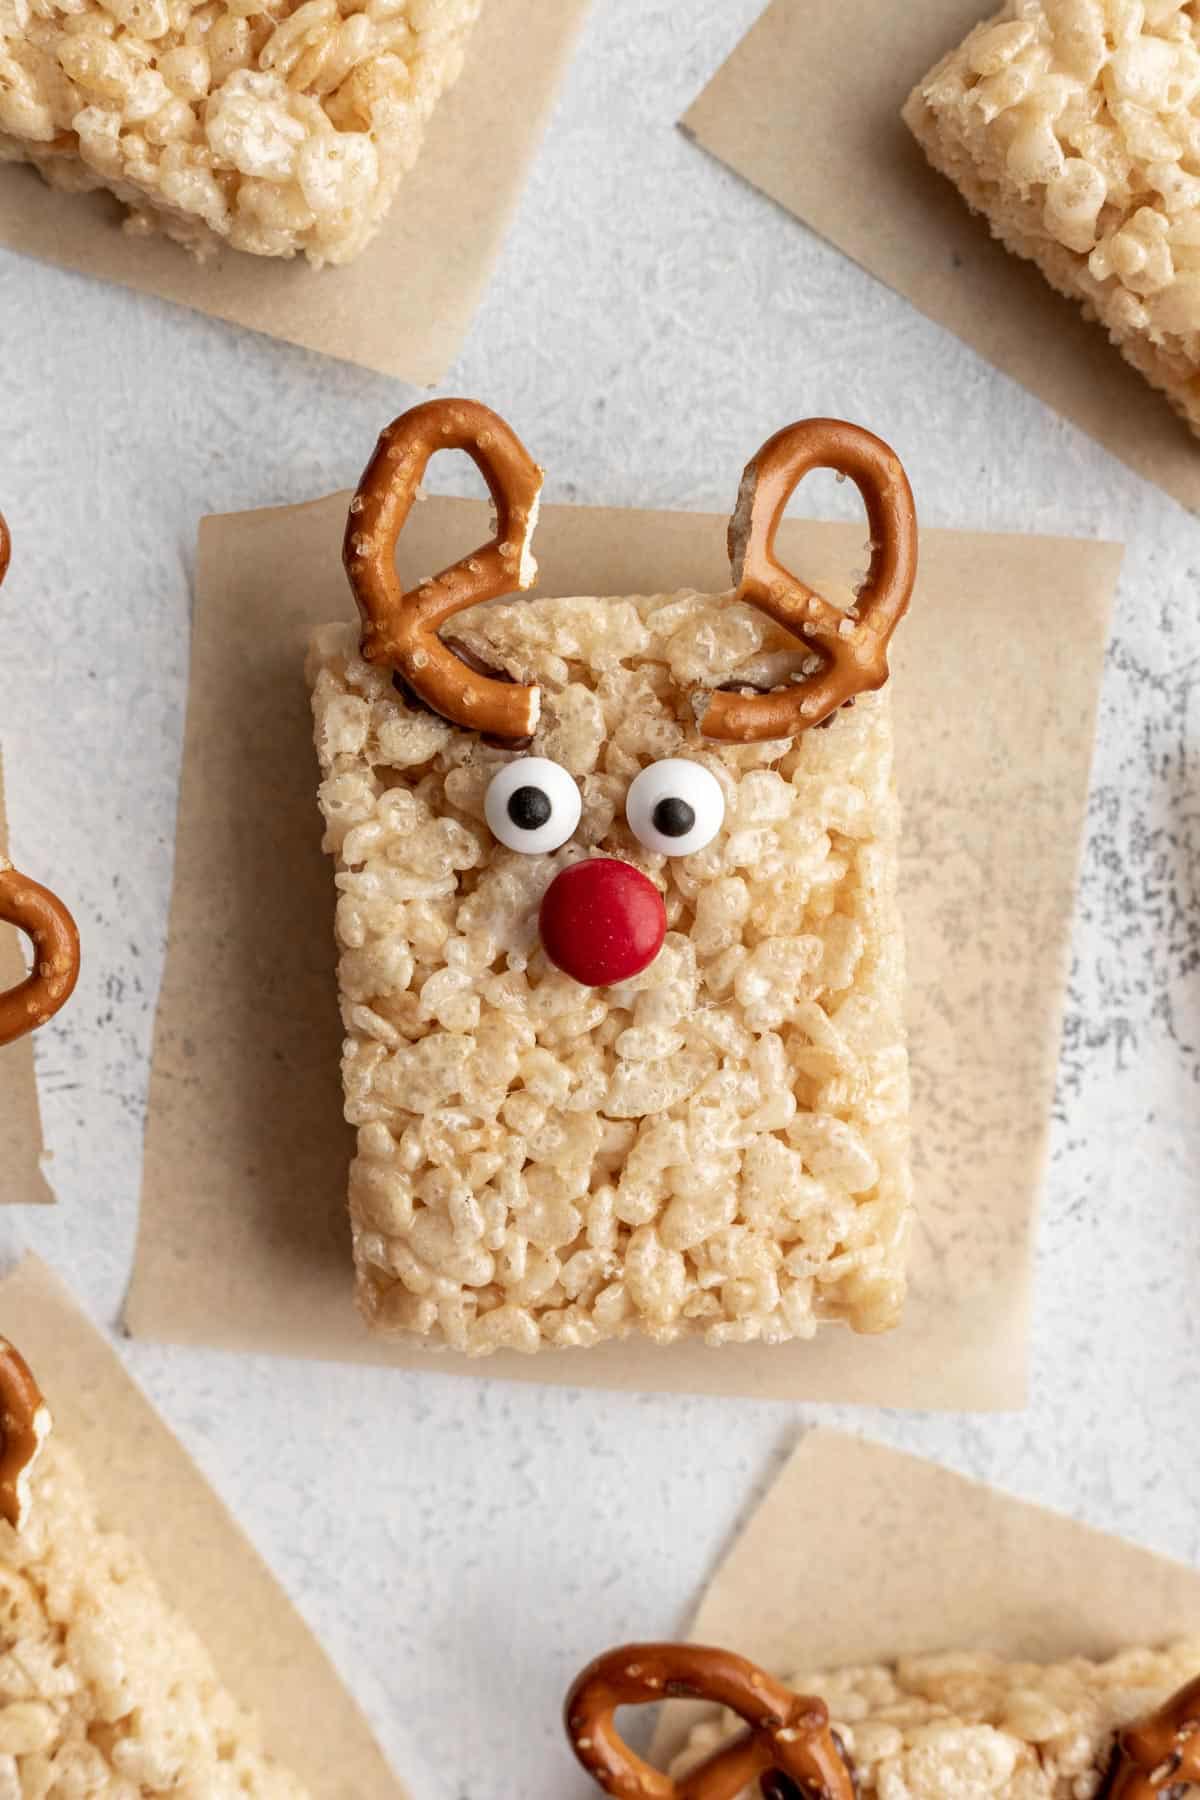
[565, 1644, 856, 1800]
[343, 399, 545, 741]
[701, 418, 917, 743]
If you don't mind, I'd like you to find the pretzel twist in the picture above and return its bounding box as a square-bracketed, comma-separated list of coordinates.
[1105, 1677, 1200, 1798]
[701, 419, 917, 743]
[0, 1338, 50, 1530]
[565, 1644, 856, 1800]
[0, 516, 81, 1048]
[343, 399, 544, 740]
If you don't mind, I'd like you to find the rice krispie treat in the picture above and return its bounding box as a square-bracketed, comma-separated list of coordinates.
[0, 1337, 309, 1797]
[309, 399, 918, 1357]
[0, 0, 479, 262]
[565, 1640, 1200, 1799]
[904, 0, 1200, 436]
[0, 515, 80, 1051]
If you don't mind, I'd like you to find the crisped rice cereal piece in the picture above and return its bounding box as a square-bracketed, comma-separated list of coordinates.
[671, 1639, 1200, 1799]
[0, 0, 480, 263]
[0, 1434, 309, 1796]
[307, 586, 912, 1356]
[905, 0, 1200, 437]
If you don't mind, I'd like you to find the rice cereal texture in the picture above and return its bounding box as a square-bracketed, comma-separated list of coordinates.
[673, 1641, 1200, 1799]
[307, 586, 912, 1358]
[0, 1435, 308, 1798]
[0, 0, 480, 263]
[905, 0, 1200, 437]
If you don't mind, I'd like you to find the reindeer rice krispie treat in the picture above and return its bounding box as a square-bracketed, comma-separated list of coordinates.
[0, 1338, 308, 1797]
[905, 0, 1200, 436]
[308, 399, 918, 1357]
[565, 1640, 1200, 1799]
[0, 0, 479, 262]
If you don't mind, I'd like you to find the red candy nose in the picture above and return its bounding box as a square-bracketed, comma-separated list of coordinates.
[539, 858, 667, 988]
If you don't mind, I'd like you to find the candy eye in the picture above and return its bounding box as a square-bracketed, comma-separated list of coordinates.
[485, 756, 582, 855]
[625, 758, 725, 857]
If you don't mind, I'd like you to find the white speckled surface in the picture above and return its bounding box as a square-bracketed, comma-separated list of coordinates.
[0, 2, 1198, 1796]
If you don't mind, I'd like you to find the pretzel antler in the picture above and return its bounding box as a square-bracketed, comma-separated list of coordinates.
[343, 400, 544, 740]
[0, 1338, 50, 1530]
[1104, 1676, 1200, 1798]
[0, 865, 80, 1046]
[565, 1644, 856, 1800]
[0, 516, 81, 1047]
[700, 419, 917, 744]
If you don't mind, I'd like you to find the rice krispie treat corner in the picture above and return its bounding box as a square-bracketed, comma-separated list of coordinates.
[0, 1339, 310, 1797]
[564, 1640, 1200, 1800]
[309, 401, 918, 1358]
[905, 0, 1200, 436]
[0, 0, 481, 263]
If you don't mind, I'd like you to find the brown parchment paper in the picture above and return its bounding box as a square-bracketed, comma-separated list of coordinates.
[0, 0, 588, 384]
[0, 757, 54, 1206]
[649, 1428, 1200, 1767]
[126, 491, 1122, 1408]
[682, 0, 1200, 513]
[0, 1253, 406, 1799]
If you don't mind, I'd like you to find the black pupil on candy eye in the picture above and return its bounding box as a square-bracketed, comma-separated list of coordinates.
[652, 796, 696, 839]
[508, 785, 553, 832]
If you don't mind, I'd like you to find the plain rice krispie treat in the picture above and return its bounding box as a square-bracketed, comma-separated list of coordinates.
[670, 1640, 1200, 1799]
[905, 0, 1200, 437]
[0, 1342, 308, 1797]
[0, 0, 479, 262]
[309, 404, 919, 1358]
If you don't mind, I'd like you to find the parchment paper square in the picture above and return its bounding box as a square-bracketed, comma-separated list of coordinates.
[126, 493, 1121, 1408]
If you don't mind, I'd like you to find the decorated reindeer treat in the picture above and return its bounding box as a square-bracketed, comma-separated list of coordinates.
[565, 1641, 1200, 1800]
[0, 515, 81, 1051]
[308, 400, 917, 1356]
[0, 1337, 310, 1796]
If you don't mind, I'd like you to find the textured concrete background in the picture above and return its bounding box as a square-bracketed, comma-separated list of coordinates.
[1, 1, 1199, 1795]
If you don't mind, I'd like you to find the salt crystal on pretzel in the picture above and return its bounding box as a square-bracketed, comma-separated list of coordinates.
[308, 401, 916, 1356]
